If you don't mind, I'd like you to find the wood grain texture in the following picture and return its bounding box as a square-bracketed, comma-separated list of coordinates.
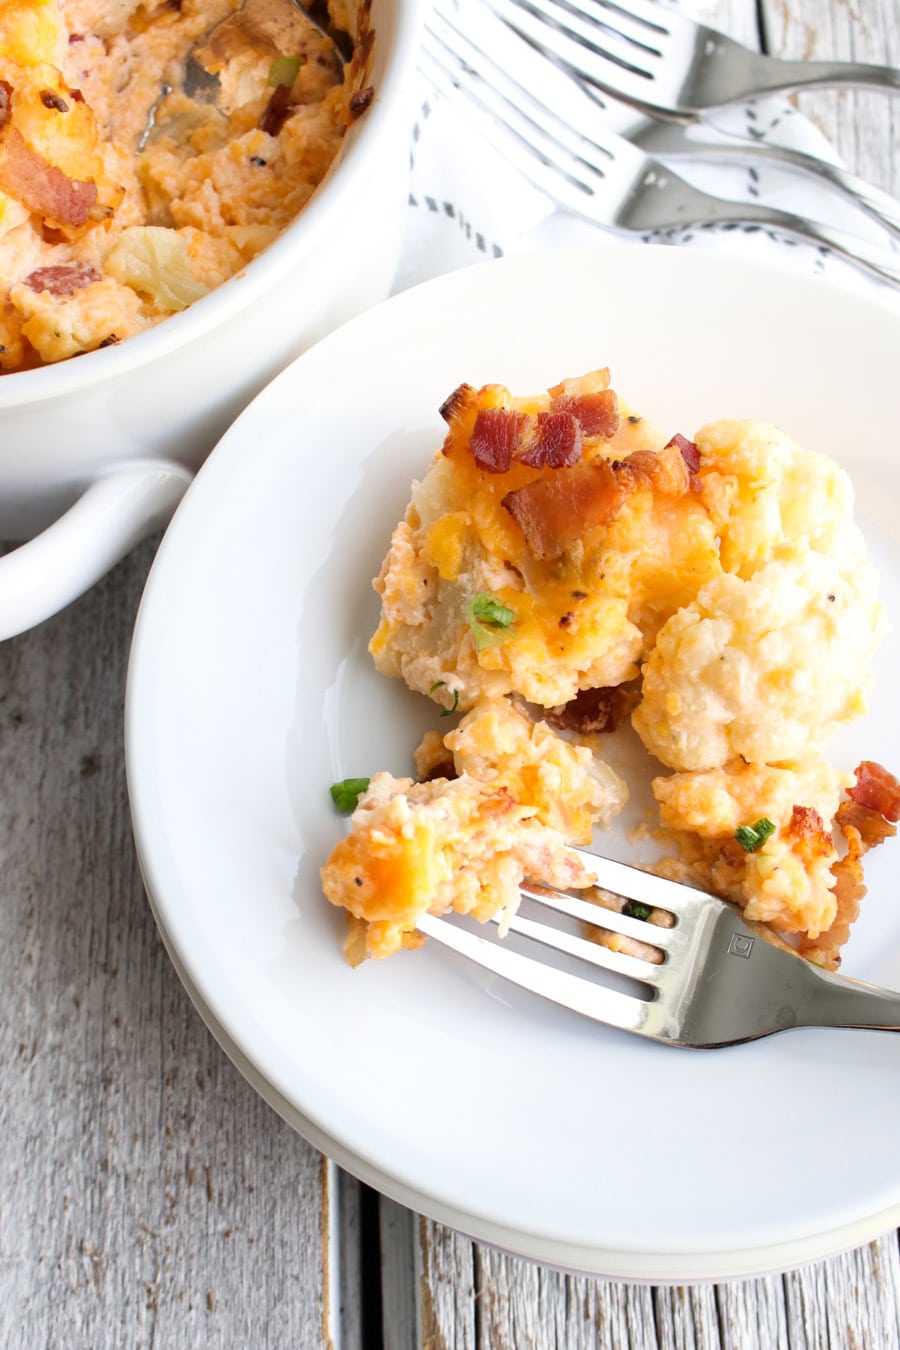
[760, 0, 900, 195]
[0, 542, 334, 1349]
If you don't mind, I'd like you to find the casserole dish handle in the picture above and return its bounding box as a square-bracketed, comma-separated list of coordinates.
[0, 461, 192, 640]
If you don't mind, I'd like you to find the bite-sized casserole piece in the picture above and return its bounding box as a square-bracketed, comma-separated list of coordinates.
[321, 698, 627, 963]
[323, 367, 899, 969]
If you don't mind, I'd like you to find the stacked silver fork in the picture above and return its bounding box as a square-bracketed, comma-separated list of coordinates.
[420, 0, 900, 284]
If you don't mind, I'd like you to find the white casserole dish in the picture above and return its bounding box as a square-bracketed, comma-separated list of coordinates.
[0, 0, 420, 639]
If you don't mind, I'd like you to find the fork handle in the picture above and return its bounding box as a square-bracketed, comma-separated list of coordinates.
[798, 964, 900, 1032]
[695, 49, 900, 108]
[734, 210, 900, 288]
[665, 193, 900, 287]
[652, 140, 900, 242]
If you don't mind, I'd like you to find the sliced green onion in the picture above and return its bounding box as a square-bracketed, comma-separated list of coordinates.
[735, 817, 776, 853]
[330, 777, 370, 812]
[622, 899, 652, 921]
[268, 54, 302, 87]
[468, 592, 515, 651]
[430, 681, 460, 716]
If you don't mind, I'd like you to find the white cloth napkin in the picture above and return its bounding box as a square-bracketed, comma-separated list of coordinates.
[395, 0, 900, 306]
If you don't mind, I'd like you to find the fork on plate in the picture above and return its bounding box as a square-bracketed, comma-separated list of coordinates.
[418, 849, 900, 1047]
[489, 0, 900, 118]
[420, 9, 900, 286]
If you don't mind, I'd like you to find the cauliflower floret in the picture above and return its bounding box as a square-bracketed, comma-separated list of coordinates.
[633, 550, 885, 771]
[697, 419, 864, 577]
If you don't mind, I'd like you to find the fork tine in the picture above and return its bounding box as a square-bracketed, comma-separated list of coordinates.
[540, 0, 672, 42]
[507, 0, 665, 66]
[419, 37, 585, 205]
[493, 0, 900, 110]
[518, 880, 679, 950]
[417, 912, 657, 1033]
[498, 907, 667, 981]
[566, 850, 721, 918]
[422, 13, 616, 203]
[490, 0, 666, 104]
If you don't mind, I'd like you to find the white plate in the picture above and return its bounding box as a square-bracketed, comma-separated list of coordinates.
[126, 242, 900, 1282]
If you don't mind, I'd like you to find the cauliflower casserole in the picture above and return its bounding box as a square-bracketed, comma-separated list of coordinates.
[0, 0, 368, 370]
[321, 368, 899, 971]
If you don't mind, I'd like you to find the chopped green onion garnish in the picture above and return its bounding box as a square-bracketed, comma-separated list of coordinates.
[468, 592, 515, 651]
[623, 899, 652, 921]
[735, 818, 776, 852]
[429, 680, 460, 716]
[268, 54, 302, 87]
[330, 777, 370, 812]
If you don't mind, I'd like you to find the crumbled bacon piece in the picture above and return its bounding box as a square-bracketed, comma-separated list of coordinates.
[40, 90, 69, 113]
[260, 82, 293, 136]
[349, 85, 375, 119]
[0, 126, 97, 226]
[545, 684, 638, 735]
[439, 382, 474, 426]
[803, 795, 898, 970]
[666, 433, 701, 473]
[785, 805, 833, 865]
[418, 757, 457, 784]
[836, 797, 897, 850]
[519, 411, 583, 469]
[470, 407, 528, 473]
[549, 389, 619, 438]
[619, 444, 690, 497]
[24, 263, 99, 296]
[847, 760, 900, 822]
[502, 461, 624, 560]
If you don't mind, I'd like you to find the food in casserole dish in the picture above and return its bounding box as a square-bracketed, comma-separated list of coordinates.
[321, 367, 899, 970]
[0, 0, 368, 370]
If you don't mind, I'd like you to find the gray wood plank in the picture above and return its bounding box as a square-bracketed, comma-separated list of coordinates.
[760, 0, 900, 195]
[783, 1237, 900, 1350]
[0, 541, 335, 1349]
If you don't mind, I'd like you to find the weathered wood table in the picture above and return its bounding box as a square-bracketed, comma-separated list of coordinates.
[2, 0, 899, 1344]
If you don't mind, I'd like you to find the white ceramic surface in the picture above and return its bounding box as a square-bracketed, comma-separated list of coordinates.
[126, 242, 900, 1281]
[0, 0, 419, 639]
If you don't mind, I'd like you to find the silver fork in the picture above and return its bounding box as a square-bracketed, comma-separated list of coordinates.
[421, 10, 900, 286]
[490, 0, 900, 118]
[417, 849, 900, 1047]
